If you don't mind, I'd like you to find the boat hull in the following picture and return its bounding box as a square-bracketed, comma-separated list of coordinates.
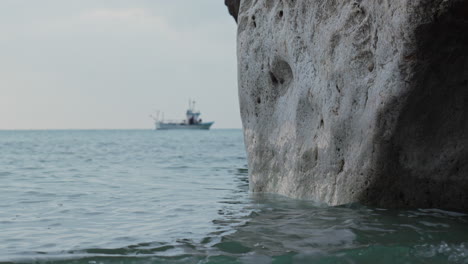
[156, 122, 214, 130]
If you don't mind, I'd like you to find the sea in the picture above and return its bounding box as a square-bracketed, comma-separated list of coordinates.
[1, 129, 467, 264]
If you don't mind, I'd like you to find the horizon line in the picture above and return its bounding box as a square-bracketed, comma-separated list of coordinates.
[0, 128, 242, 131]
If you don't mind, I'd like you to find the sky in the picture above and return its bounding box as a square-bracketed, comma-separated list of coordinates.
[0, 0, 240, 129]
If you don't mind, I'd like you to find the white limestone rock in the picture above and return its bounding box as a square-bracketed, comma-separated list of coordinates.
[233, 0, 468, 210]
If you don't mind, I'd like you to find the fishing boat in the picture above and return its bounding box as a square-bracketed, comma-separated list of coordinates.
[152, 100, 214, 130]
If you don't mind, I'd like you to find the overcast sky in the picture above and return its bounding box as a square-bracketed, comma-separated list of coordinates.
[0, 0, 239, 129]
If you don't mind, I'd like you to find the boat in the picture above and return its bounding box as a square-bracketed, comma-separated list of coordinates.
[152, 100, 214, 130]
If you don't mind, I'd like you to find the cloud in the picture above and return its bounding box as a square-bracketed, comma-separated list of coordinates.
[78, 7, 174, 35]
[83, 8, 149, 20]
[0, 7, 177, 39]
[81, 8, 150, 21]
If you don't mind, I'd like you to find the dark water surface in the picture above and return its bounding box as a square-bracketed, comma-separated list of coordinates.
[1, 130, 467, 263]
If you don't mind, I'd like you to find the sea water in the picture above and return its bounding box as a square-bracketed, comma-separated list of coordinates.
[0, 129, 467, 264]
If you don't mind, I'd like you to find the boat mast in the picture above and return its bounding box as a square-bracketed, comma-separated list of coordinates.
[149, 110, 160, 122]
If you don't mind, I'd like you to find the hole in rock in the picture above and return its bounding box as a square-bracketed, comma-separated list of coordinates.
[338, 159, 345, 173]
[269, 57, 294, 98]
[269, 72, 279, 84]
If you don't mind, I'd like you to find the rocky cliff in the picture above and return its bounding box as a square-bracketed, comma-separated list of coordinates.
[226, 0, 468, 211]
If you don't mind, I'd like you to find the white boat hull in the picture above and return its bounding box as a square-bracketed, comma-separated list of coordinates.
[156, 122, 214, 130]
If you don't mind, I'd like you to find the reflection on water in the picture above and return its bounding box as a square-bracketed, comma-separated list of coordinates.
[218, 194, 468, 264]
[1, 130, 468, 264]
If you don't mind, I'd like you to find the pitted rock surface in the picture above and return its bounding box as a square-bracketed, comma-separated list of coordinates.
[234, 0, 468, 211]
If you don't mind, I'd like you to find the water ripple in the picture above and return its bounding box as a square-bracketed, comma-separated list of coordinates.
[0, 130, 467, 263]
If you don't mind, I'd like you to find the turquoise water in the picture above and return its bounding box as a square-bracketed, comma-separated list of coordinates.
[1, 129, 467, 264]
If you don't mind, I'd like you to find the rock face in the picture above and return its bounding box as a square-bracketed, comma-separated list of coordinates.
[231, 0, 468, 211]
[225, 0, 241, 22]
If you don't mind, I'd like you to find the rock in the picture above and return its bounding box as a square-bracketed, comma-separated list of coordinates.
[225, 0, 241, 23]
[235, 0, 468, 211]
